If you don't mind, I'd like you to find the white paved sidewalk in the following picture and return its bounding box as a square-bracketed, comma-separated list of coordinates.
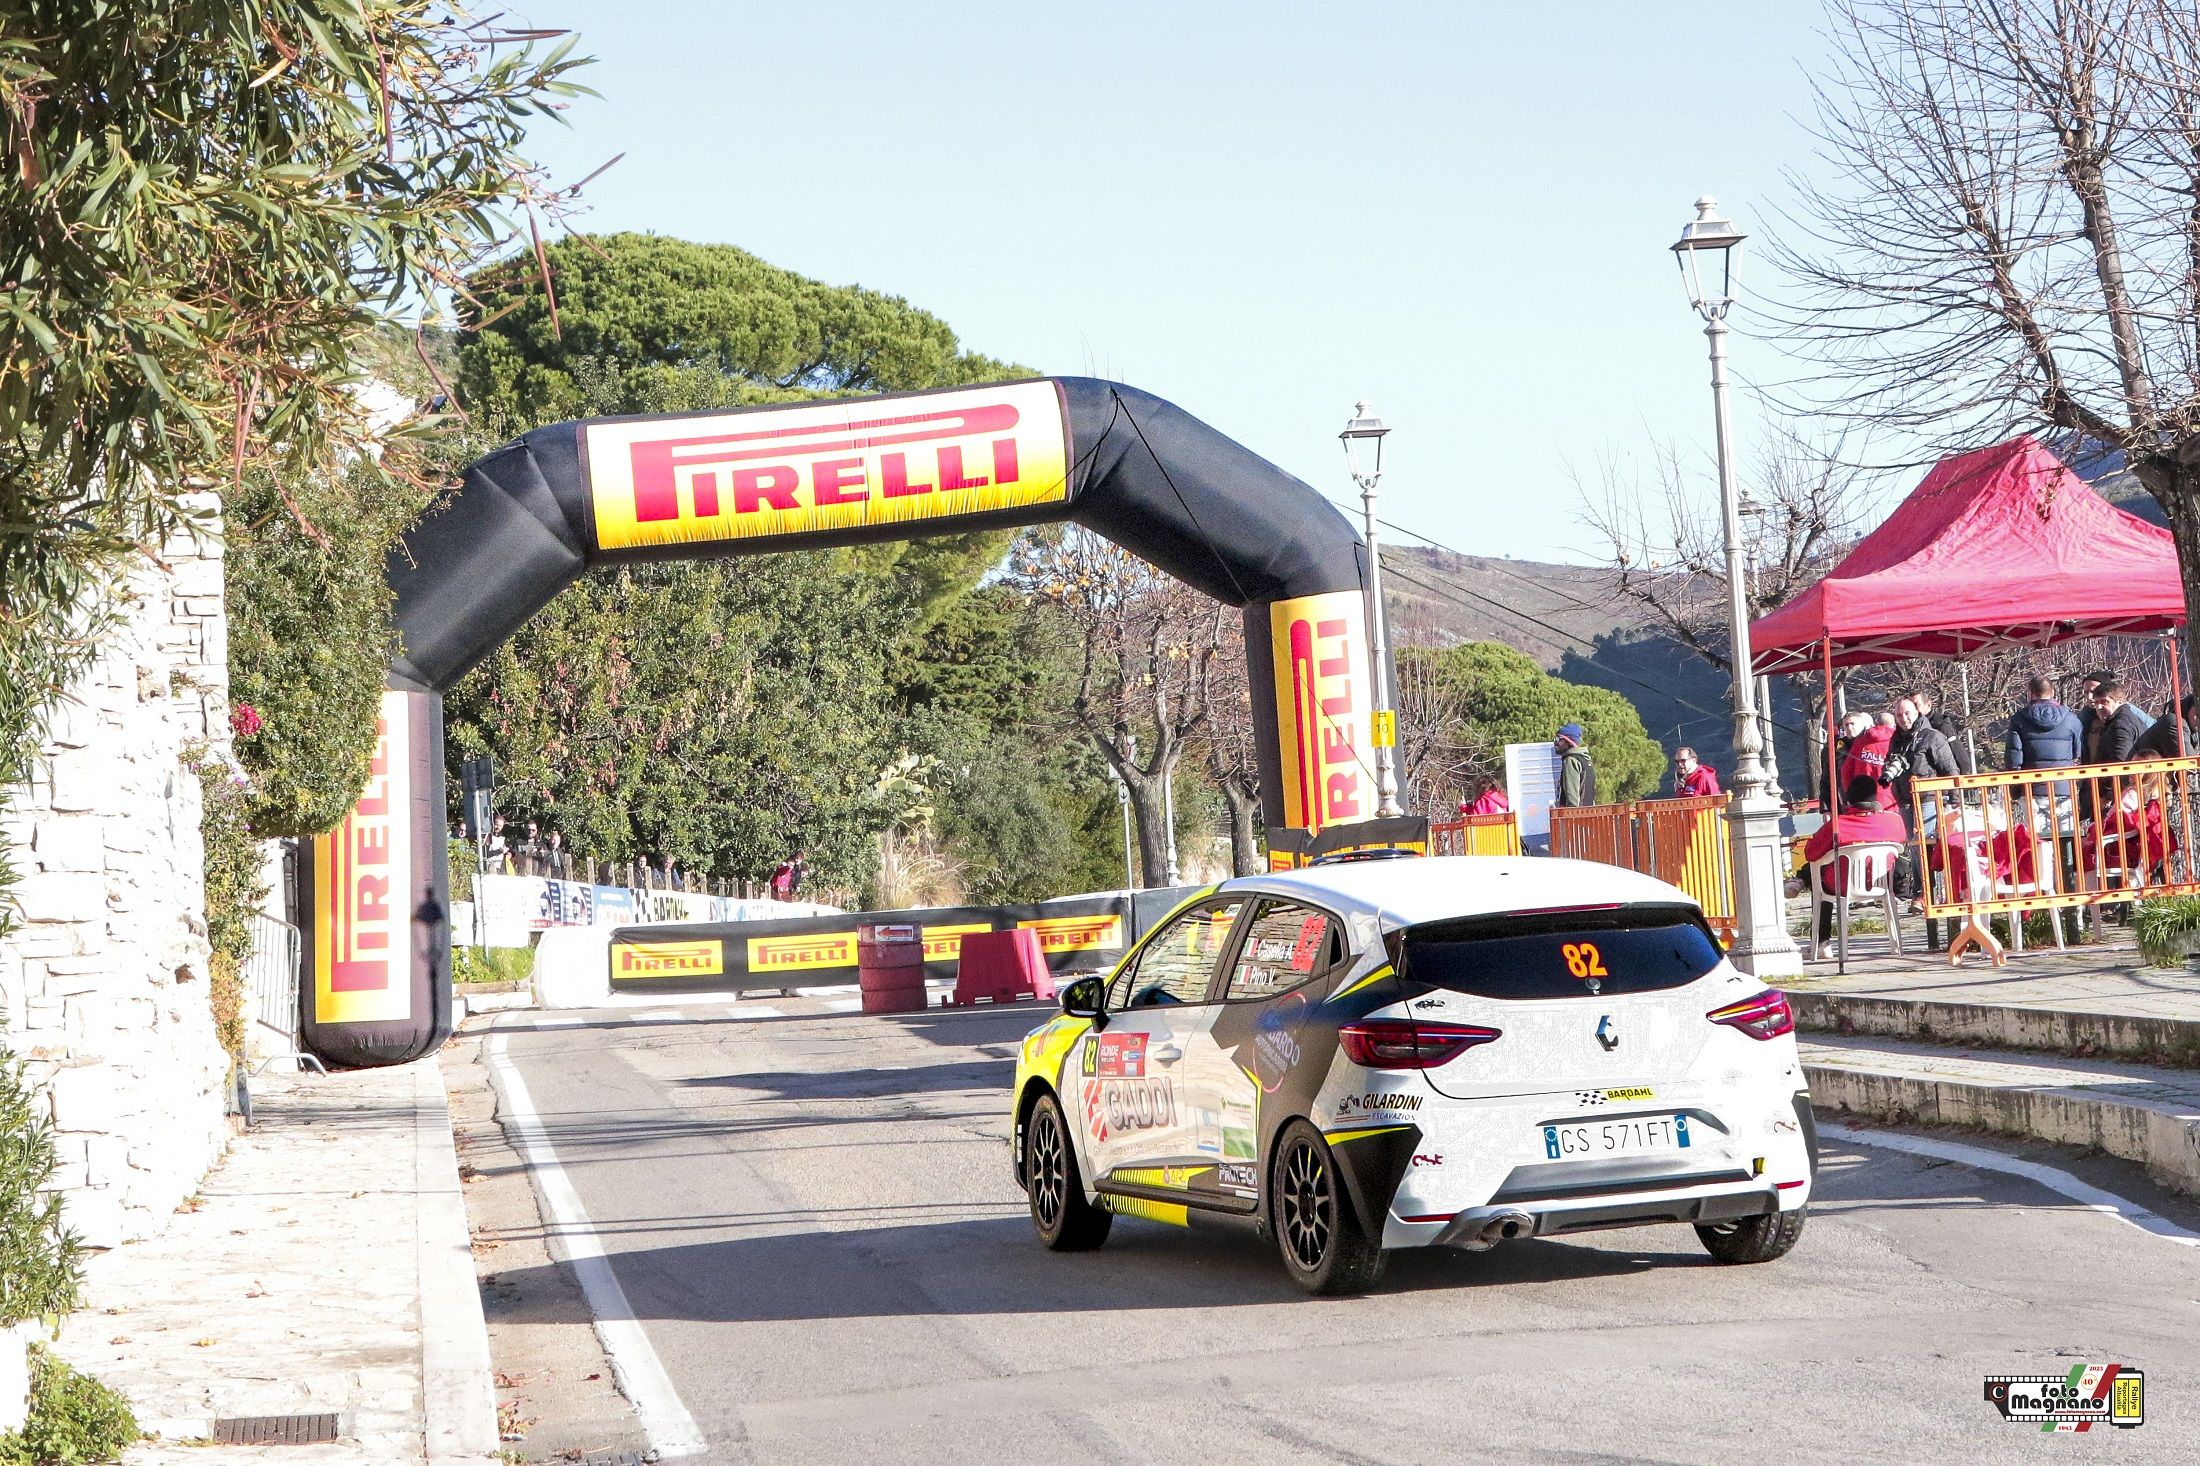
[50, 1060, 497, 1465]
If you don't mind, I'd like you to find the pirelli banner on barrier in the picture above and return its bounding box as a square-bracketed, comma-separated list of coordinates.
[300, 690, 449, 1065]
[606, 891, 1192, 997]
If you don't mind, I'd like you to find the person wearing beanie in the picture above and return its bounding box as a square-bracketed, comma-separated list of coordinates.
[1554, 722, 1597, 808]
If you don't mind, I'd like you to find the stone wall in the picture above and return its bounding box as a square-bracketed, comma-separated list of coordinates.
[0, 493, 233, 1248]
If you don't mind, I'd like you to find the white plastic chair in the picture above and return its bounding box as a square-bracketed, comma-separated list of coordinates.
[1804, 840, 1906, 962]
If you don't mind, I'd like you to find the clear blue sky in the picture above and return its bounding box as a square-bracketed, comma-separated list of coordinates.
[511, 2, 1842, 564]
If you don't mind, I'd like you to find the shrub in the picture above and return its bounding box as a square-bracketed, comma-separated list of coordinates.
[0, 1346, 139, 1465]
[190, 754, 264, 1060]
[2132, 894, 2200, 968]
[0, 1048, 78, 1329]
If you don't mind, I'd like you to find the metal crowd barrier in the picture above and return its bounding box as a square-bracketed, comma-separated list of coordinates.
[1428, 813, 1521, 857]
[1549, 795, 1736, 945]
[1910, 756, 2200, 957]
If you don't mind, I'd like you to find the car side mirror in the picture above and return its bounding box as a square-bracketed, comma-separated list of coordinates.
[1060, 976, 1104, 1023]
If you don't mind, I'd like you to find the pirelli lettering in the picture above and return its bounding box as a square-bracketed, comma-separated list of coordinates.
[584, 382, 1072, 551]
[1019, 914, 1124, 954]
[747, 932, 860, 972]
[613, 940, 725, 979]
[1268, 592, 1373, 834]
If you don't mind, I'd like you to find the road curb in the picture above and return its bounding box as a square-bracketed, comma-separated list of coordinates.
[416, 1055, 501, 1464]
[1790, 991, 2200, 1067]
[1804, 1059, 2200, 1198]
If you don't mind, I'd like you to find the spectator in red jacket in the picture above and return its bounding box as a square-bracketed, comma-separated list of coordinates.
[1670, 746, 1721, 798]
[1460, 776, 1509, 817]
[1801, 776, 1909, 945]
[1836, 712, 1897, 809]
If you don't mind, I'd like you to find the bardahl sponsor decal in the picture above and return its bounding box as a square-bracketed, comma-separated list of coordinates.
[614, 940, 725, 979]
[585, 381, 1071, 552]
[747, 931, 860, 971]
[311, 692, 413, 1026]
[1268, 591, 1372, 834]
[1019, 913, 1125, 953]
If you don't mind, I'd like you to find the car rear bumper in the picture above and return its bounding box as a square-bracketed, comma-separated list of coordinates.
[1426, 1185, 1779, 1248]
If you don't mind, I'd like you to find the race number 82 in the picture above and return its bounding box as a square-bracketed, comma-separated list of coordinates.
[1561, 942, 1609, 980]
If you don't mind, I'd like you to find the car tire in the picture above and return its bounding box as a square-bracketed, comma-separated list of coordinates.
[1024, 1092, 1111, 1251]
[1270, 1120, 1385, 1296]
[1695, 1205, 1806, 1264]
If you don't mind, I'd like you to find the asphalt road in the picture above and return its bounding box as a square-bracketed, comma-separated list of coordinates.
[484, 999, 2200, 1465]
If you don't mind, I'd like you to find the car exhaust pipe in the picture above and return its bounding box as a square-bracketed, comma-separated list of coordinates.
[1457, 1209, 1536, 1251]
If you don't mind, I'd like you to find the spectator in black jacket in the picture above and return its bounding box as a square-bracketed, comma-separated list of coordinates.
[1887, 697, 1961, 812]
[2006, 675, 2085, 769]
[2134, 693, 2196, 760]
[2087, 679, 2154, 765]
[2076, 669, 2113, 762]
[1911, 690, 1973, 774]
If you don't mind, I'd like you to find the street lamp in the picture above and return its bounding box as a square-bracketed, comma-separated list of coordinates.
[1671, 196, 1800, 977]
[1341, 402, 1403, 819]
[1735, 494, 1783, 801]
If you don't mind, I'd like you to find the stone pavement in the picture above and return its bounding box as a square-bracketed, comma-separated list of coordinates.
[49, 1058, 498, 1465]
[1780, 932, 2200, 1020]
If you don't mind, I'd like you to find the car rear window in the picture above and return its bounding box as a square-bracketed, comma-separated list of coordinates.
[1395, 902, 1722, 1000]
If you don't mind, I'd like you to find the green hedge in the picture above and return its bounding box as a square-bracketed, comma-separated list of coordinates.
[0, 1346, 138, 1465]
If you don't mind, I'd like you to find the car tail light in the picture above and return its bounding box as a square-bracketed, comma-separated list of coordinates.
[1338, 1019, 1501, 1069]
[1706, 989, 1795, 1041]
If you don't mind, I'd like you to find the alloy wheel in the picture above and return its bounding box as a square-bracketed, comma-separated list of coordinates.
[1030, 1107, 1066, 1229]
[1280, 1137, 1333, 1270]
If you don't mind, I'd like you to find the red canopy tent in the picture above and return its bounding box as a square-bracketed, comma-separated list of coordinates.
[1749, 434, 2186, 676]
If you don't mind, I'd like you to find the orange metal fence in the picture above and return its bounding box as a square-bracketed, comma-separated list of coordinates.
[1550, 795, 1736, 945]
[1428, 813, 1521, 857]
[1910, 757, 2200, 954]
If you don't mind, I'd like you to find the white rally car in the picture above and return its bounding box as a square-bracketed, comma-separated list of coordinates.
[1011, 856, 1815, 1295]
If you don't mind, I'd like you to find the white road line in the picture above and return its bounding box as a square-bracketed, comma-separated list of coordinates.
[1820, 1121, 2200, 1248]
[823, 998, 862, 1013]
[627, 1010, 687, 1024]
[529, 1015, 585, 1028]
[485, 1031, 709, 1457]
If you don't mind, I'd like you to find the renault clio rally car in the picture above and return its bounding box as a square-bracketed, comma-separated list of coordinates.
[1010, 856, 1815, 1295]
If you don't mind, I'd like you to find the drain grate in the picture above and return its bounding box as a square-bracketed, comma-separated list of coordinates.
[210, 1414, 341, 1445]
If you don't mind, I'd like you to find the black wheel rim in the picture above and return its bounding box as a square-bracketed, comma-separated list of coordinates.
[1280, 1137, 1332, 1270]
[1031, 1106, 1067, 1230]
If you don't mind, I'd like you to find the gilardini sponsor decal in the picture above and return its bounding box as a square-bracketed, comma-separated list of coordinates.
[614, 940, 725, 979]
[1018, 913, 1124, 954]
[921, 923, 992, 961]
[746, 931, 860, 971]
[311, 692, 413, 1026]
[1337, 1091, 1423, 1118]
[584, 381, 1071, 551]
[1267, 592, 1371, 833]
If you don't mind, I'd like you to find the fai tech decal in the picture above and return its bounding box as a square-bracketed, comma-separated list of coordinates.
[584, 381, 1070, 551]
[1267, 591, 1370, 833]
[1985, 1366, 2143, 1431]
[746, 932, 859, 971]
[310, 691, 413, 1026]
[613, 940, 725, 978]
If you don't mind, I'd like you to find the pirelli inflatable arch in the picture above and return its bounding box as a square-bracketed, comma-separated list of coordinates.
[302, 377, 1399, 1067]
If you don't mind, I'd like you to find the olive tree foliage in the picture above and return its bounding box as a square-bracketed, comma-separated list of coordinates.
[0, 2, 586, 928]
[1774, 0, 2200, 675]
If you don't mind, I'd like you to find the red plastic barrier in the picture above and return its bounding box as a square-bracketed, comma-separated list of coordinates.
[857, 922, 927, 1014]
[949, 928, 1054, 1007]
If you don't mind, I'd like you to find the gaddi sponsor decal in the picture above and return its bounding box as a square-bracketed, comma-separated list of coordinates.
[1100, 1077, 1175, 1133]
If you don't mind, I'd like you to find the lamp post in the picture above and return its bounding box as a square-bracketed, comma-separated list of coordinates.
[1341, 402, 1403, 819]
[1735, 494, 1783, 801]
[1671, 197, 1800, 977]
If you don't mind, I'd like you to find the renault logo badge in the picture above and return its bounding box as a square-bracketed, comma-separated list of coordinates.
[1596, 1015, 1620, 1052]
